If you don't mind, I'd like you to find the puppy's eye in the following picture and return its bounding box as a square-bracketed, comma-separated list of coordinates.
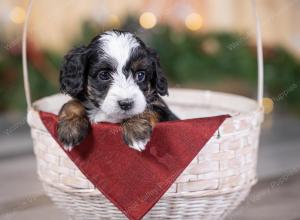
[135, 71, 146, 83]
[98, 71, 110, 81]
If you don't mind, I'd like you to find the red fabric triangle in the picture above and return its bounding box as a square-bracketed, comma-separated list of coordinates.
[39, 111, 229, 220]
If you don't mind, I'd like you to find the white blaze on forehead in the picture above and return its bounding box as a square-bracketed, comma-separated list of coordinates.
[91, 31, 147, 123]
[99, 31, 139, 73]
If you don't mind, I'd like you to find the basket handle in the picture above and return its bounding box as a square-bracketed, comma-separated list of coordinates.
[22, 0, 264, 110]
[22, 0, 33, 110]
[251, 0, 264, 107]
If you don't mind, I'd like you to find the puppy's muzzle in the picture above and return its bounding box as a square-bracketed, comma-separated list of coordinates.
[118, 99, 134, 111]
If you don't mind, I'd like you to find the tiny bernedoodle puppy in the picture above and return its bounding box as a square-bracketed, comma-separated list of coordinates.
[57, 30, 178, 152]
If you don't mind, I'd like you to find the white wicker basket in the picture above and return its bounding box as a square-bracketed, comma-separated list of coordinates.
[22, 0, 264, 219]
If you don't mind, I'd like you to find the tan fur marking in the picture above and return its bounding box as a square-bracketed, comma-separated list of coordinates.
[59, 100, 86, 120]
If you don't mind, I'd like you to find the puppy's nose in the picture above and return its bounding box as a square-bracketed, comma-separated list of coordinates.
[118, 99, 134, 111]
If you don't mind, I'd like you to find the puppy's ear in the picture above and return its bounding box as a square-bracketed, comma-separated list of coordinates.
[60, 46, 88, 98]
[148, 48, 169, 96]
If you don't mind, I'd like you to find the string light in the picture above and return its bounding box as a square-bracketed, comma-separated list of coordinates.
[185, 13, 203, 31]
[10, 6, 26, 24]
[139, 12, 157, 29]
[263, 97, 274, 114]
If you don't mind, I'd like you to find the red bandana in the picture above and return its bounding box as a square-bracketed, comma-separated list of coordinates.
[40, 111, 229, 220]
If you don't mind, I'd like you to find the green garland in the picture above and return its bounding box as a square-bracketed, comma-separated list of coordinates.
[0, 17, 299, 114]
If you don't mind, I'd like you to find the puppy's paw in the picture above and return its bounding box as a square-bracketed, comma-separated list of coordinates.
[57, 116, 90, 150]
[129, 138, 150, 152]
[122, 119, 152, 152]
[63, 145, 75, 152]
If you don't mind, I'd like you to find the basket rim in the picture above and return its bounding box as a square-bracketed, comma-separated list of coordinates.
[30, 88, 262, 115]
[27, 88, 264, 133]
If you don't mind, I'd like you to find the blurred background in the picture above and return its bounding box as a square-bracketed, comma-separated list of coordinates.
[0, 0, 299, 219]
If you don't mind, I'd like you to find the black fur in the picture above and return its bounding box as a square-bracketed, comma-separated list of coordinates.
[60, 31, 170, 105]
[148, 48, 169, 96]
[60, 46, 88, 98]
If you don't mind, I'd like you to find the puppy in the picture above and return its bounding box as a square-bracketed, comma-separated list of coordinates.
[57, 30, 178, 151]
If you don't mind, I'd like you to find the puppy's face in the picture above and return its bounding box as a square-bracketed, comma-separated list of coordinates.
[60, 31, 168, 122]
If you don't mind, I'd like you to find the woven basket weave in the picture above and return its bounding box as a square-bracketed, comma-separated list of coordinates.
[22, 0, 265, 219]
[27, 89, 263, 220]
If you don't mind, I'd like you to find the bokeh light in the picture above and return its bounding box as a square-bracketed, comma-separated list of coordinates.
[109, 14, 121, 27]
[263, 97, 274, 114]
[139, 12, 157, 29]
[185, 13, 203, 31]
[10, 6, 26, 24]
